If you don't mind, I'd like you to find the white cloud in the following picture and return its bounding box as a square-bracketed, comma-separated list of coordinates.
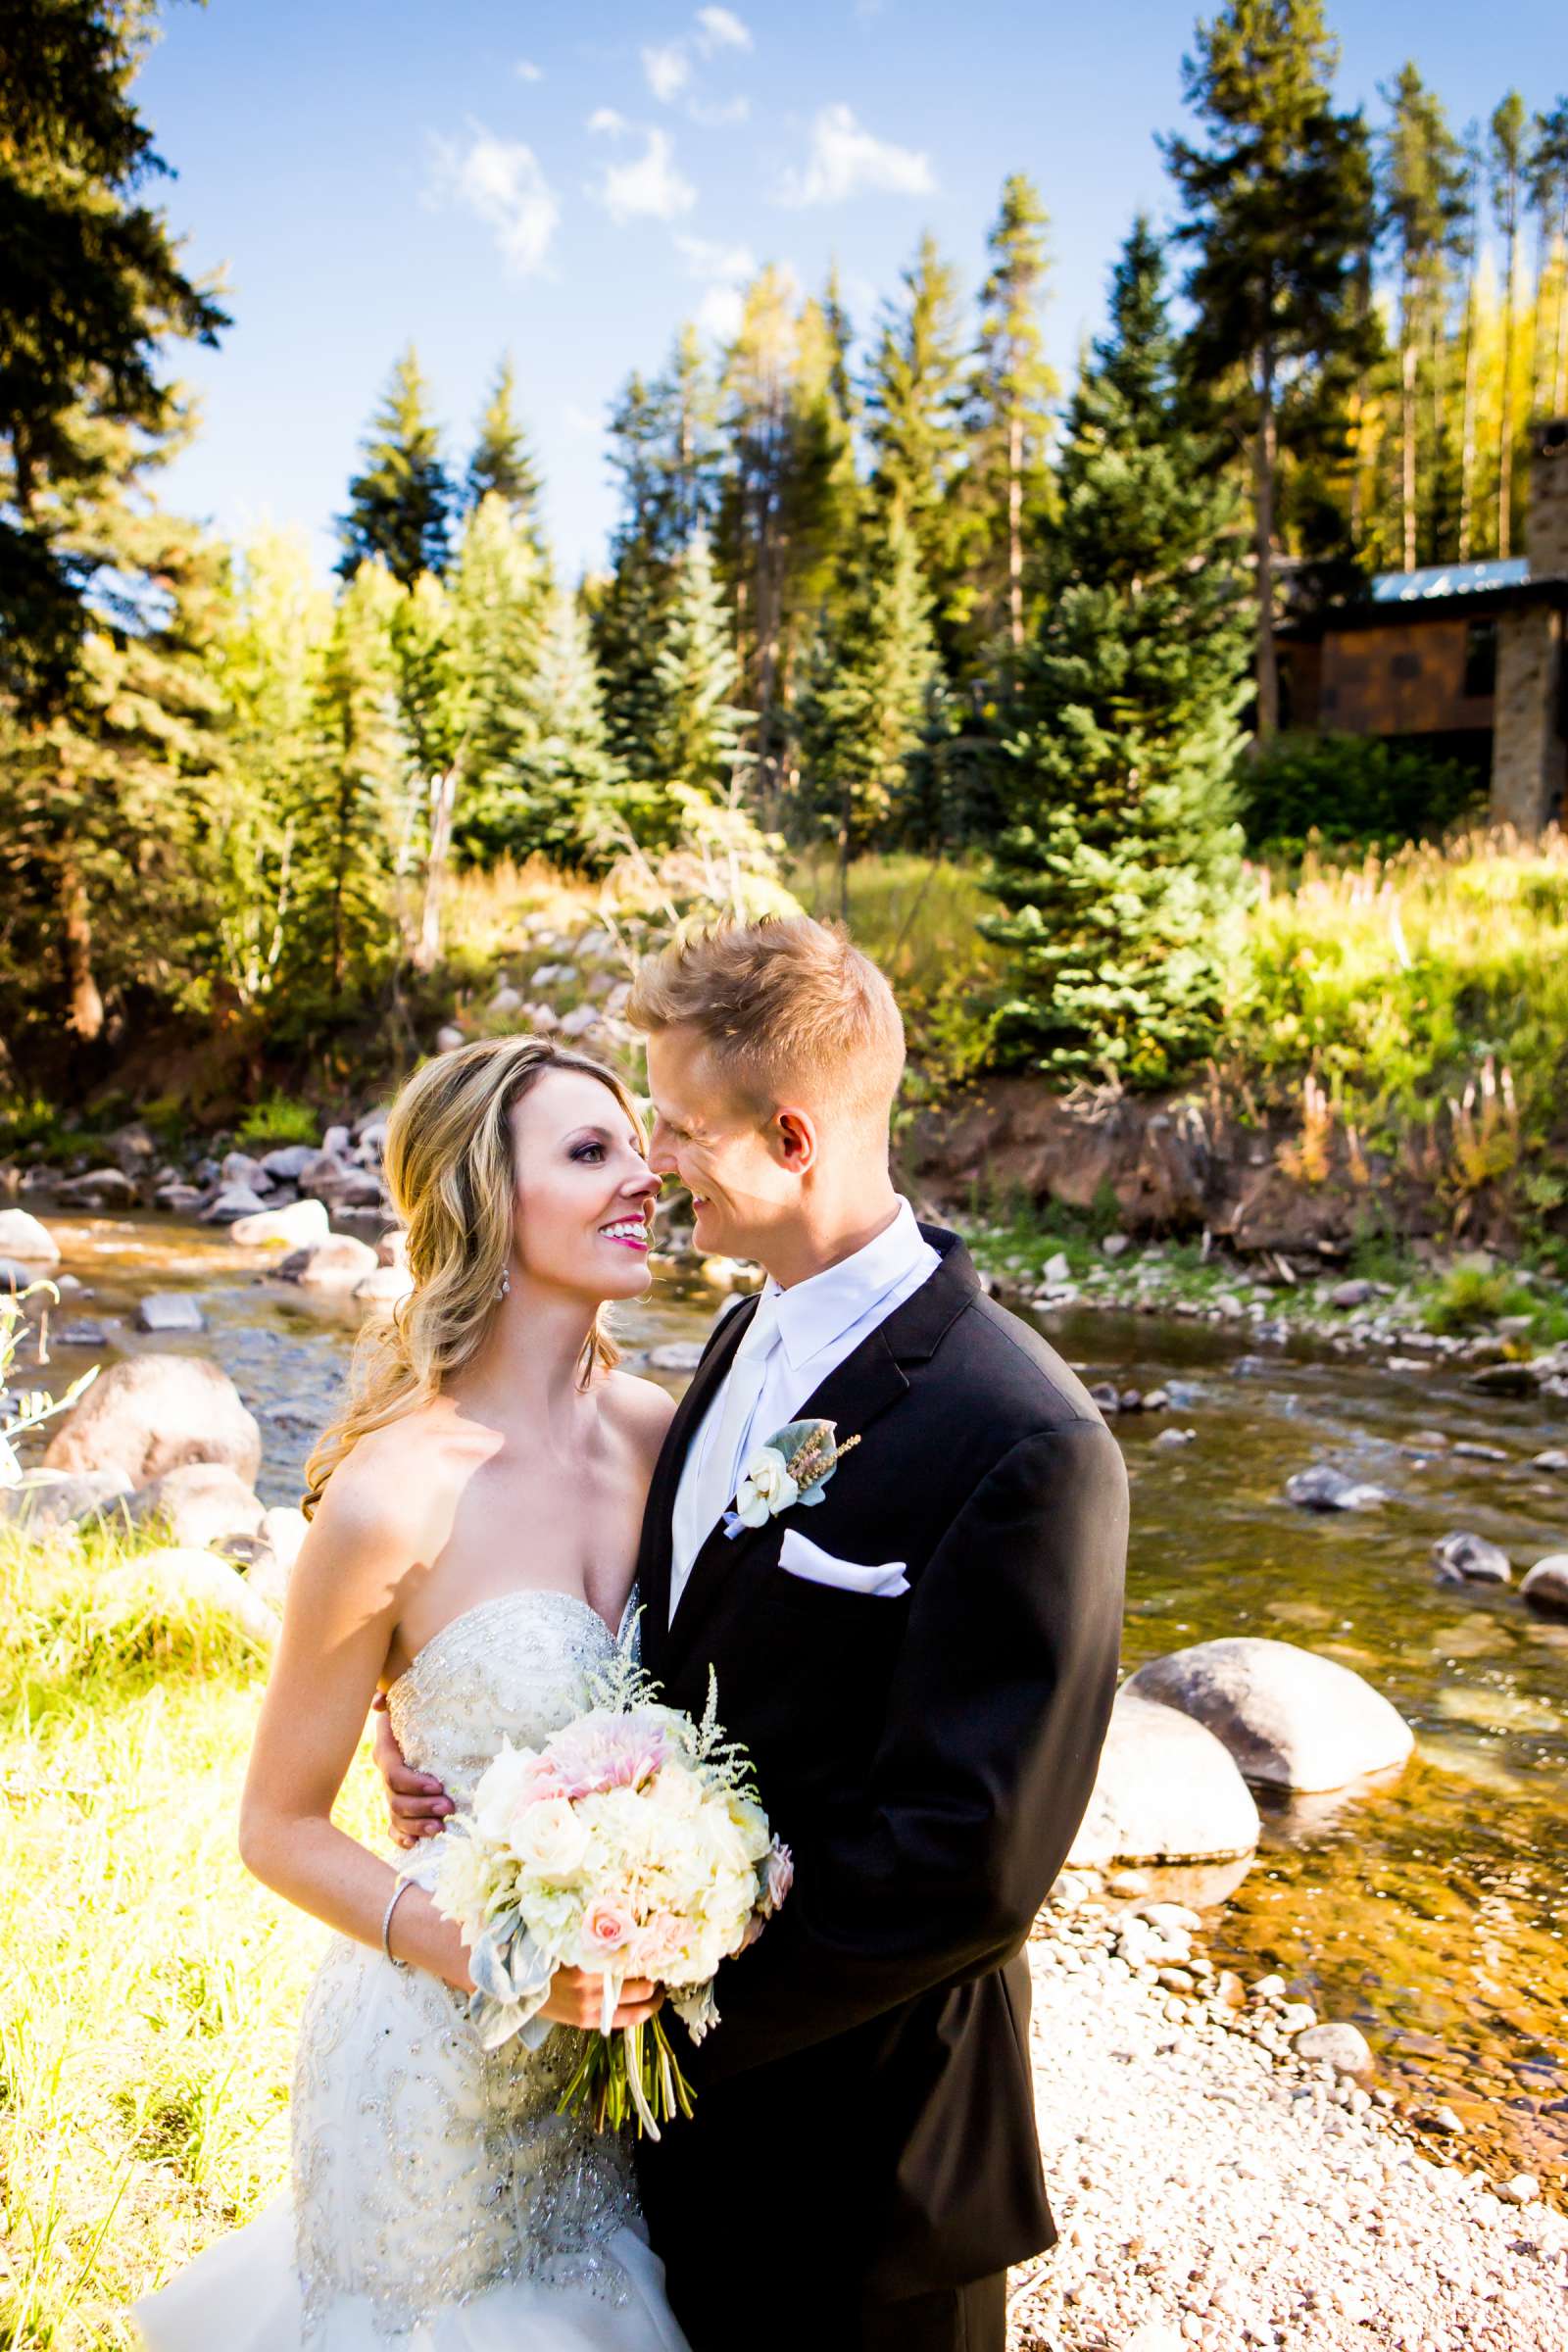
[588, 107, 627, 135]
[642, 41, 691, 102]
[428, 125, 560, 275]
[675, 231, 756, 282]
[515, 58, 542, 81]
[696, 283, 745, 340]
[598, 127, 696, 223]
[776, 103, 935, 206]
[564, 402, 602, 437]
[695, 6, 752, 52]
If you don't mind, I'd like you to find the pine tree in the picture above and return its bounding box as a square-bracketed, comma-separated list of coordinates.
[1531, 101, 1568, 416]
[800, 498, 938, 908]
[1379, 66, 1469, 570]
[1489, 93, 1528, 558]
[337, 346, 454, 586]
[966, 174, 1059, 657]
[512, 592, 622, 867]
[862, 234, 970, 657]
[1163, 0, 1380, 742]
[0, 0, 228, 708]
[466, 355, 543, 542]
[296, 559, 406, 1001]
[0, 395, 226, 1047]
[982, 220, 1250, 1089]
[652, 529, 750, 804]
[200, 527, 333, 1012]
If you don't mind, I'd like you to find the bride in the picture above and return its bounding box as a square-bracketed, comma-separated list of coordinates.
[135, 1036, 688, 2351]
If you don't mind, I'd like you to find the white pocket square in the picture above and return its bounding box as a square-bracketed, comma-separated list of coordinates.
[777, 1528, 909, 1596]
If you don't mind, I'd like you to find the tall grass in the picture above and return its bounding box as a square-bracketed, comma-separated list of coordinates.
[0, 1529, 379, 2347]
[1240, 828, 1568, 1140]
[787, 848, 1002, 1082]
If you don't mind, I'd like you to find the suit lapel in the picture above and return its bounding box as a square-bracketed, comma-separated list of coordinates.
[660, 1227, 978, 1683]
[636, 1293, 759, 1677]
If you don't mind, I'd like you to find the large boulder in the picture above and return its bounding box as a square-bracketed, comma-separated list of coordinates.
[0, 1468, 133, 1534]
[135, 1292, 206, 1335]
[227, 1198, 330, 1250]
[1125, 1637, 1415, 1794]
[276, 1234, 379, 1290]
[0, 1209, 60, 1265]
[259, 1144, 317, 1183]
[1521, 1556, 1568, 1621]
[220, 1151, 270, 1190]
[136, 1546, 279, 1646]
[124, 1462, 266, 1550]
[43, 1352, 262, 1487]
[1067, 1688, 1260, 1869]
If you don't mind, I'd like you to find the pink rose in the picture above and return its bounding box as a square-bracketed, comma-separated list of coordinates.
[582, 1900, 630, 1955]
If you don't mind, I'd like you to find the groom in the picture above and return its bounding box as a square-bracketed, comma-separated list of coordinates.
[384, 914, 1127, 2352]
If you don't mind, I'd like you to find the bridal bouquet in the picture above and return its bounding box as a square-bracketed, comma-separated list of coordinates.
[430, 1646, 791, 2137]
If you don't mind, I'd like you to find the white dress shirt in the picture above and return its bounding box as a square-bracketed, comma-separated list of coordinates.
[668, 1199, 940, 1620]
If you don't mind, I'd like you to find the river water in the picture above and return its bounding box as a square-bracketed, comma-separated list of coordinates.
[24, 1211, 1568, 2197]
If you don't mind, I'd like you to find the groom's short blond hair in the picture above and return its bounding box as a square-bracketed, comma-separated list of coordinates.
[628, 914, 906, 1132]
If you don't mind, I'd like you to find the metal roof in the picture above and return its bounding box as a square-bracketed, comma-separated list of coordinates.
[1370, 559, 1531, 604]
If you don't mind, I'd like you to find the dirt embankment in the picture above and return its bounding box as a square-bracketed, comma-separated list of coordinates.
[906, 1077, 1524, 1260]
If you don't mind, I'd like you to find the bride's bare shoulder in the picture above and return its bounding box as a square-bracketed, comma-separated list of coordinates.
[309, 1404, 476, 1553]
[601, 1367, 677, 1475]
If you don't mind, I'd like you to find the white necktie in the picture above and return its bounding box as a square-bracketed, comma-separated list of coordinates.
[704, 1287, 782, 1527]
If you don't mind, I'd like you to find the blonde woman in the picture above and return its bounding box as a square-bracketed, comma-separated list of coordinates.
[136, 1037, 689, 2351]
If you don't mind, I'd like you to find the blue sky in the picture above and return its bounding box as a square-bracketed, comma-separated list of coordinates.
[136, 0, 1565, 581]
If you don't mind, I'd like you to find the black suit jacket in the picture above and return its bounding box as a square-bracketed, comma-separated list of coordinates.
[634, 1226, 1127, 2334]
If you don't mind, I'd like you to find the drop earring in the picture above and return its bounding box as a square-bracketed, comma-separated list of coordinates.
[497, 1266, 512, 1300]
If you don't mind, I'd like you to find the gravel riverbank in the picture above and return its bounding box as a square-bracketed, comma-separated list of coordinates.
[1009, 1895, 1568, 2352]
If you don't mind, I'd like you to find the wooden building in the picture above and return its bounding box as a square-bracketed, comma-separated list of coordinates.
[1276, 416, 1568, 832]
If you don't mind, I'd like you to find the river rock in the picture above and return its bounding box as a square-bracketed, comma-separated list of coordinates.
[0, 1468, 134, 1534]
[154, 1183, 204, 1214]
[1152, 1427, 1197, 1447]
[1125, 1637, 1416, 1793]
[355, 1111, 389, 1158]
[435, 1024, 466, 1053]
[647, 1341, 705, 1374]
[125, 1462, 267, 1550]
[1066, 1689, 1260, 1868]
[220, 1151, 270, 1190]
[1284, 1464, 1388, 1512]
[54, 1166, 138, 1208]
[276, 1235, 379, 1290]
[244, 1504, 310, 1609]
[1294, 2022, 1374, 2076]
[529, 1004, 562, 1034]
[559, 1004, 600, 1039]
[137, 1546, 279, 1646]
[0, 1257, 42, 1294]
[1431, 1530, 1512, 1586]
[296, 1151, 352, 1200]
[1452, 1439, 1508, 1461]
[44, 1352, 262, 1487]
[488, 985, 523, 1018]
[377, 1228, 409, 1268]
[1530, 1448, 1568, 1472]
[0, 1209, 60, 1265]
[227, 1198, 330, 1250]
[200, 1183, 270, 1224]
[1520, 1555, 1568, 1621]
[1466, 1360, 1543, 1396]
[1329, 1278, 1374, 1307]
[134, 1291, 206, 1335]
[354, 1264, 413, 1309]
[259, 1144, 317, 1183]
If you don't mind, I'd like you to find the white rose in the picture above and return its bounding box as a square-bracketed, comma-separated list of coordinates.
[513, 1794, 590, 1880]
[724, 1791, 772, 1864]
[471, 1741, 541, 1845]
[735, 1446, 799, 1528]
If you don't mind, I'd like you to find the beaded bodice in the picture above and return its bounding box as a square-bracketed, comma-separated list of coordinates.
[386, 1587, 633, 1813]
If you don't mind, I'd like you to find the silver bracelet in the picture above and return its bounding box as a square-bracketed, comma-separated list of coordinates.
[381, 1876, 416, 1970]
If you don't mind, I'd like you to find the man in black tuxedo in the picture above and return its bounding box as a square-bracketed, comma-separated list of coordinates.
[386, 915, 1127, 2352]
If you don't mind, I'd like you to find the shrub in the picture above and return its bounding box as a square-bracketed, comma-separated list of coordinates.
[1238, 733, 1486, 858]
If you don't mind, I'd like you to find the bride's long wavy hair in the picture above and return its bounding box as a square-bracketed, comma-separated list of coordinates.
[302, 1036, 645, 1518]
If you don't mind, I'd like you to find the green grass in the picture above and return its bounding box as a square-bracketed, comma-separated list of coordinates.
[0, 1527, 379, 2347]
[787, 848, 1001, 1085]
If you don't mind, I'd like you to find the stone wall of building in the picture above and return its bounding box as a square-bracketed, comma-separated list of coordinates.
[1527, 418, 1568, 577]
[1491, 605, 1567, 831]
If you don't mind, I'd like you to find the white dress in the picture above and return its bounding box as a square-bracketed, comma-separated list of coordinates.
[135, 1590, 689, 2352]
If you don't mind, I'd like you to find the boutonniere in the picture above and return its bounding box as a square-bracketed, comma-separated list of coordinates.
[723, 1419, 861, 1539]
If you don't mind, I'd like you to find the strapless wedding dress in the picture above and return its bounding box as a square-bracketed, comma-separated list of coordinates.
[135, 1590, 688, 2351]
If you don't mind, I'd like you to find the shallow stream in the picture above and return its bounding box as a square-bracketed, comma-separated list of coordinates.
[25, 1212, 1568, 2196]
